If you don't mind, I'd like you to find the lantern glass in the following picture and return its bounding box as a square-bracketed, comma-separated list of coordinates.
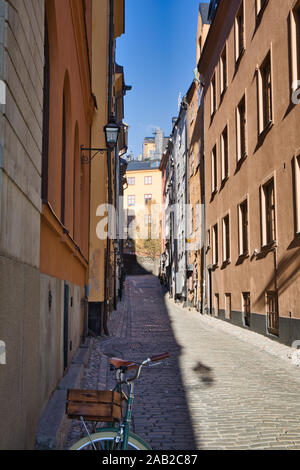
[104, 122, 120, 148]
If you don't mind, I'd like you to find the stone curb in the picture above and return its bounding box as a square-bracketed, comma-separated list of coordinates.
[35, 337, 94, 450]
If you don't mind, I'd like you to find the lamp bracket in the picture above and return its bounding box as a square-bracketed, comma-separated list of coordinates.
[80, 146, 107, 164]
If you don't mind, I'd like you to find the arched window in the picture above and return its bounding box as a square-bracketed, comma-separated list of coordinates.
[73, 123, 81, 243]
[61, 72, 71, 227]
[61, 95, 66, 225]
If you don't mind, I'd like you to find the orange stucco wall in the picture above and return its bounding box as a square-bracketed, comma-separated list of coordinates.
[40, 0, 94, 285]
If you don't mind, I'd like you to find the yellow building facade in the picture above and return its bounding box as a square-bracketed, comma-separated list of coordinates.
[124, 161, 162, 251]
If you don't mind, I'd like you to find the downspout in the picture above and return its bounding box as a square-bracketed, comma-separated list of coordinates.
[184, 105, 189, 305]
[103, 0, 114, 336]
[202, 101, 207, 314]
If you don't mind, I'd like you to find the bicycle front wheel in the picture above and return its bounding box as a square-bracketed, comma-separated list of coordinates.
[69, 428, 152, 450]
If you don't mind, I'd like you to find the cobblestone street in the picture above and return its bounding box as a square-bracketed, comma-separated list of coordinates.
[65, 275, 300, 450]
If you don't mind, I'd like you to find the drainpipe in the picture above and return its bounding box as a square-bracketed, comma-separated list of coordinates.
[103, 0, 114, 336]
[202, 103, 207, 315]
[184, 105, 189, 306]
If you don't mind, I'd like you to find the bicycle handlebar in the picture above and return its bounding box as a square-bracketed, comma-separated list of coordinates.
[149, 352, 170, 363]
[116, 352, 170, 384]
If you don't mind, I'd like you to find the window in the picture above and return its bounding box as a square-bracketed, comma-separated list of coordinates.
[211, 72, 217, 116]
[144, 194, 152, 204]
[212, 223, 219, 266]
[220, 46, 227, 95]
[144, 176, 152, 185]
[290, 2, 300, 93]
[261, 178, 276, 246]
[222, 215, 230, 262]
[128, 195, 135, 207]
[211, 145, 217, 194]
[214, 294, 220, 317]
[128, 177, 135, 185]
[221, 126, 229, 181]
[238, 199, 249, 255]
[235, 2, 245, 62]
[225, 294, 231, 319]
[258, 52, 273, 134]
[295, 154, 300, 234]
[266, 291, 279, 336]
[207, 229, 211, 249]
[198, 85, 203, 108]
[242, 293, 251, 327]
[236, 95, 246, 162]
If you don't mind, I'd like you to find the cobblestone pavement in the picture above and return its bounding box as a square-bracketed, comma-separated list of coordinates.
[65, 275, 300, 450]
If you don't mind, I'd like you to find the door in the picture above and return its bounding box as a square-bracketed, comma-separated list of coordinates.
[267, 291, 279, 336]
[208, 268, 213, 315]
[243, 292, 251, 327]
[64, 283, 69, 370]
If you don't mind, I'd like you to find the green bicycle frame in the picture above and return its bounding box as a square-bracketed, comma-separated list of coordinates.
[121, 381, 135, 450]
[100, 375, 136, 450]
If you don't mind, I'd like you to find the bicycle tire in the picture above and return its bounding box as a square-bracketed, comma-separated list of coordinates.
[69, 428, 152, 450]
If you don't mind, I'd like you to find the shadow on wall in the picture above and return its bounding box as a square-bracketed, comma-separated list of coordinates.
[255, 246, 300, 308]
[123, 253, 160, 276]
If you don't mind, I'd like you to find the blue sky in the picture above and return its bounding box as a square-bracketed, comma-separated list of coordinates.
[116, 0, 209, 157]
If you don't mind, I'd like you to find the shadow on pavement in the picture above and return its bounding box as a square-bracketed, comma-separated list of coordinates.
[104, 257, 207, 450]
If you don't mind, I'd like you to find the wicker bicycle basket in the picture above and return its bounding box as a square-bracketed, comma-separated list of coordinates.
[66, 389, 123, 422]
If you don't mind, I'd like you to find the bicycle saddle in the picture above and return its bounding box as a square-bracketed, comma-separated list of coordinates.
[109, 357, 137, 370]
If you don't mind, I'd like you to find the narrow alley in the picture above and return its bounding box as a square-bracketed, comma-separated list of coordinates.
[65, 275, 300, 451]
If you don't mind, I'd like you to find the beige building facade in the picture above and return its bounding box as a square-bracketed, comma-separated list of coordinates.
[186, 4, 210, 310]
[0, 0, 44, 449]
[200, 0, 300, 345]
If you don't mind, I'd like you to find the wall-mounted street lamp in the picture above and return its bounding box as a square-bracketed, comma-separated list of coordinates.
[81, 121, 121, 164]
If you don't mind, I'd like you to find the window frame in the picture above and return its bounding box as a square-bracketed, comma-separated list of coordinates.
[144, 176, 152, 185]
[212, 222, 219, 267]
[222, 214, 231, 263]
[220, 44, 228, 96]
[127, 195, 135, 207]
[211, 144, 218, 194]
[128, 177, 135, 186]
[221, 125, 229, 182]
[290, 2, 300, 94]
[260, 177, 276, 247]
[236, 94, 247, 162]
[235, 1, 245, 63]
[210, 72, 217, 117]
[257, 50, 273, 135]
[238, 198, 249, 256]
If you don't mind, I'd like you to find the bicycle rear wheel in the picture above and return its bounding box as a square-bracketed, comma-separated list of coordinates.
[69, 428, 152, 450]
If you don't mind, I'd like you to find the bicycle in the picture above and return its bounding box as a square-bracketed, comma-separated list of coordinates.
[67, 351, 170, 450]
